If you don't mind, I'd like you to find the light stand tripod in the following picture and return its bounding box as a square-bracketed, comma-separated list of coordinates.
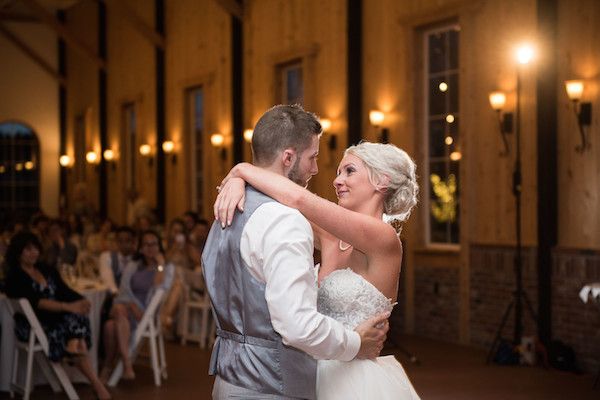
[486, 58, 539, 364]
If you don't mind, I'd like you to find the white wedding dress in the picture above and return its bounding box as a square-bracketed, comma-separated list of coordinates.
[316, 268, 421, 400]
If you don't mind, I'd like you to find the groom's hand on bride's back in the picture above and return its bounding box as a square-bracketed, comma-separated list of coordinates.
[354, 312, 390, 359]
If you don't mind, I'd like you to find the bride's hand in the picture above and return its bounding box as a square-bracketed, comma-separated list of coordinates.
[214, 177, 246, 227]
[219, 162, 252, 187]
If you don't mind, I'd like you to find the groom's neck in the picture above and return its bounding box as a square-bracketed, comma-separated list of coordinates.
[254, 161, 287, 178]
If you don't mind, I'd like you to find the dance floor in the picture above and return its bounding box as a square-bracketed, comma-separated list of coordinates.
[1, 335, 597, 399]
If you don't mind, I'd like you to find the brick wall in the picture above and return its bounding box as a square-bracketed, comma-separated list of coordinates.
[469, 245, 538, 348]
[413, 265, 460, 342]
[552, 249, 600, 372]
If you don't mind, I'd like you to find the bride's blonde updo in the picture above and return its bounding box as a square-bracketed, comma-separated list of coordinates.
[345, 142, 419, 222]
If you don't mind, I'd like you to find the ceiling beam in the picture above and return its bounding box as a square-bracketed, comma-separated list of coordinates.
[20, 0, 105, 69]
[102, 0, 164, 49]
[0, 21, 66, 86]
[215, 0, 243, 20]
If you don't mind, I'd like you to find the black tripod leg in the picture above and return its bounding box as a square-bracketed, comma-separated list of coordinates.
[486, 300, 514, 364]
[522, 291, 538, 322]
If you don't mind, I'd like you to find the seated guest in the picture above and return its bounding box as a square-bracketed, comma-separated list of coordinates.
[182, 210, 199, 236]
[101, 230, 174, 381]
[30, 213, 50, 248]
[66, 213, 84, 251]
[86, 218, 114, 256]
[160, 218, 191, 333]
[5, 231, 111, 399]
[98, 226, 136, 295]
[42, 219, 78, 270]
[189, 218, 210, 255]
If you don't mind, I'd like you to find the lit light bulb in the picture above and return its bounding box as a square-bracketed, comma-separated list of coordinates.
[450, 151, 462, 161]
[369, 110, 384, 126]
[446, 114, 455, 123]
[211, 133, 225, 147]
[243, 129, 253, 143]
[439, 82, 448, 92]
[139, 144, 151, 156]
[489, 91, 507, 111]
[516, 44, 534, 65]
[162, 141, 174, 153]
[320, 118, 332, 132]
[445, 136, 453, 145]
[103, 149, 114, 161]
[86, 151, 98, 164]
[59, 155, 71, 167]
[565, 80, 584, 101]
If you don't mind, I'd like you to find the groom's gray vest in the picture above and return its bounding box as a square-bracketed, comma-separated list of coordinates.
[202, 186, 317, 399]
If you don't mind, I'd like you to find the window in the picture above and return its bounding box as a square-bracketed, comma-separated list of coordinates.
[186, 86, 204, 216]
[424, 25, 460, 245]
[0, 122, 40, 223]
[277, 60, 304, 105]
[121, 103, 137, 190]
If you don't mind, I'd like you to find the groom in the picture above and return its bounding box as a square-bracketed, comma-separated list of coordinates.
[202, 104, 389, 399]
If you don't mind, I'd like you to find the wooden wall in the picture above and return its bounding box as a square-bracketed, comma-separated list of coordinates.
[0, 21, 60, 216]
[65, 1, 99, 216]
[164, 0, 231, 222]
[556, 0, 600, 249]
[52, 0, 600, 365]
[244, 0, 348, 202]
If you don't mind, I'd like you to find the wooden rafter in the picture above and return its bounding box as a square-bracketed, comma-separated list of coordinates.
[20, 0, 105, 69]
[0, 21, 66, 86]
[103, 0, 164, 49]
[215, 0, 243, 20]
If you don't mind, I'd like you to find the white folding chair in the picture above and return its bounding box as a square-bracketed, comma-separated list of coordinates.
[179, 271, 215, 349]
[8, 298, 79, 400]
[108, 288, 167, 387]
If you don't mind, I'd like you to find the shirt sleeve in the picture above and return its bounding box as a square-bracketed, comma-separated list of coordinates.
[241, 202, 360, 361]
[98, 251, 118, 294]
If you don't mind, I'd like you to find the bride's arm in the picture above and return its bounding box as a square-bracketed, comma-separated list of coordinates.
[215, 163, 399, 256]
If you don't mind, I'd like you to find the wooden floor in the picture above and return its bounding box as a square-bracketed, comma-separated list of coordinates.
[2, 335, 598, 399]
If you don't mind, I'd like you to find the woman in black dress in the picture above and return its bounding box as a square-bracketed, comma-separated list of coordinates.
[5, 231, 111, 399]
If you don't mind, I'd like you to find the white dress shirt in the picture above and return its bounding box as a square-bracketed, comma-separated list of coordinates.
[98, 250, 132, 294]
[240, 202, 360, 362]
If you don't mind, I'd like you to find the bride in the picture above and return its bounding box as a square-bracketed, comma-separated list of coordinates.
[216, 141, 421, 399]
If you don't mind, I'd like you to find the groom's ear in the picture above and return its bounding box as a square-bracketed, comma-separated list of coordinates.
[282, 148, 296, 167]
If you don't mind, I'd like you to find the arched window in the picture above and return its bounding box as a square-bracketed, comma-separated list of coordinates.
[0, 122, 40, 224]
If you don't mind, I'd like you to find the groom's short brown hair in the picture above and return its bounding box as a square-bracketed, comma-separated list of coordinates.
[251, 104, 322, 166]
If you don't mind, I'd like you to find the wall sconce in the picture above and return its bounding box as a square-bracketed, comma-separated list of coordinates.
[85, 151, 99, 165]
[162, 140, 177, 164]
[139, 143, 154, 166]
[59, 154, 73, 168]
[488, 91, 513, 156]
[319, 118, 337, 150]
[565, 79, 592, 153]
[103, 149, 116, 169]
[369, 110, 389, 143]
[211, 133, 227, 160]
[243, 129, 253, 143]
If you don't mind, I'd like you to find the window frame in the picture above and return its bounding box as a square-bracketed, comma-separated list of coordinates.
[422, 23, 461, 249]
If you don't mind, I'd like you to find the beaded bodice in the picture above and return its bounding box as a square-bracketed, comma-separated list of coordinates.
[317, 268, 394, 329]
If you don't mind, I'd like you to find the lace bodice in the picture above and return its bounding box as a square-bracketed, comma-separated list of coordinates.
[317, 268, 394, 329]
